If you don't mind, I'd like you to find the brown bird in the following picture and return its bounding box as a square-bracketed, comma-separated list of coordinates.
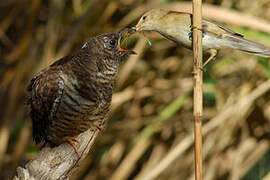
[136, 9, 270, 66]
[27, 29, 135, 156]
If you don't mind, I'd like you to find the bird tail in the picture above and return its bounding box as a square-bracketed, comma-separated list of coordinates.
[222, 35, 270, 58]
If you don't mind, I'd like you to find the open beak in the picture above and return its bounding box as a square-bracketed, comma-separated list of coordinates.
[117, 28, 136, 55]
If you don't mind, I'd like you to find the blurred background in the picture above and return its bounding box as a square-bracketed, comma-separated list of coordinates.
[0, 0, 270, 179]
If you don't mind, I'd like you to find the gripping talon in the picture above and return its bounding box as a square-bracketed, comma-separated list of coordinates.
[191, 25, 222, 38]
[190, 25, 203, 31]
[200, 67, 206, 71]
[63, 137, 80, 158]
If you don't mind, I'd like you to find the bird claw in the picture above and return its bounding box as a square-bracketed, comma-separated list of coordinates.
[192, 66, 206, 74]
[199, 67, 206, 71]
[63, 137, 80, 158]
[190, 25, 203, 32]
[95, 124, 104, 132]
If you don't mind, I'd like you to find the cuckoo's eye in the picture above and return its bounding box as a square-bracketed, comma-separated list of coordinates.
[142, 16, 147, 20]
[109, 39, 117, 47]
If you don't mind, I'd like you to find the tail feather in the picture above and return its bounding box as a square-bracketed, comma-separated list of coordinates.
[223, 35, 270, 58]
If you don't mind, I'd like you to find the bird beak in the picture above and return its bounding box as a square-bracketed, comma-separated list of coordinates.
[117, 28, 136, 55]
[136, 24, 142, 31]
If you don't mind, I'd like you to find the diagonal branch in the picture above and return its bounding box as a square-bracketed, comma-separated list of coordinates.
[13, 129, 100, 180]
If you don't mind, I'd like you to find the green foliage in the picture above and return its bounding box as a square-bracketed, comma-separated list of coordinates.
[243, 150, 270, 180]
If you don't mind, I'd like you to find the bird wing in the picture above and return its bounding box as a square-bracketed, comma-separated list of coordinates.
[166, 11, 244, 38]
[216, 24, 244, 37]
[27, 66, 65, 144]
[202, 19, 244, 38]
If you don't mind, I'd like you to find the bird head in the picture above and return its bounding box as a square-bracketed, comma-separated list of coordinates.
[80, 29, 136, 77]
[136, 9, 169, 31]
[92, 29, 136, 63]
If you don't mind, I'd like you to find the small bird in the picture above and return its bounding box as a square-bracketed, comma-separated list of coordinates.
[27, 29, 135, 156]
[136, 9, 270, 66]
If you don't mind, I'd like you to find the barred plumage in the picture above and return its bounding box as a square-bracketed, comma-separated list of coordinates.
[27, 30, 135, 154]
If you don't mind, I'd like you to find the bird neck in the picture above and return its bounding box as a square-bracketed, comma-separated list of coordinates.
[73, 50, 118, 83]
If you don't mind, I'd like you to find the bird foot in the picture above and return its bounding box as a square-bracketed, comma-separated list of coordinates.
[190, 25, 203, 32]
[192, 66, 206, 74]
[63, 136, 80, 158]
[199, 67, 206, 71]
[190, 25, 222, 38]
[93, 121, 105, 132]
[95, 124, 104, 132]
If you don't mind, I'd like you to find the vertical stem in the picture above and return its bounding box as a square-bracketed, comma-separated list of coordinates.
[192, 0, 203, 180]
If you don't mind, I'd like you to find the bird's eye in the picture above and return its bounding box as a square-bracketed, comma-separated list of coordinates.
[109, 39, 117, 47]
[142, 16, 147, 20]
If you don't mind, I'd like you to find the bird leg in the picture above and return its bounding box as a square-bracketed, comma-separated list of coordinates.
[63, 136, 80, 157]
[203, 49, 217, 67]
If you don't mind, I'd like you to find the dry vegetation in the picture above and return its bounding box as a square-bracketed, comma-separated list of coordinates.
[1, 0, 270, 179]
